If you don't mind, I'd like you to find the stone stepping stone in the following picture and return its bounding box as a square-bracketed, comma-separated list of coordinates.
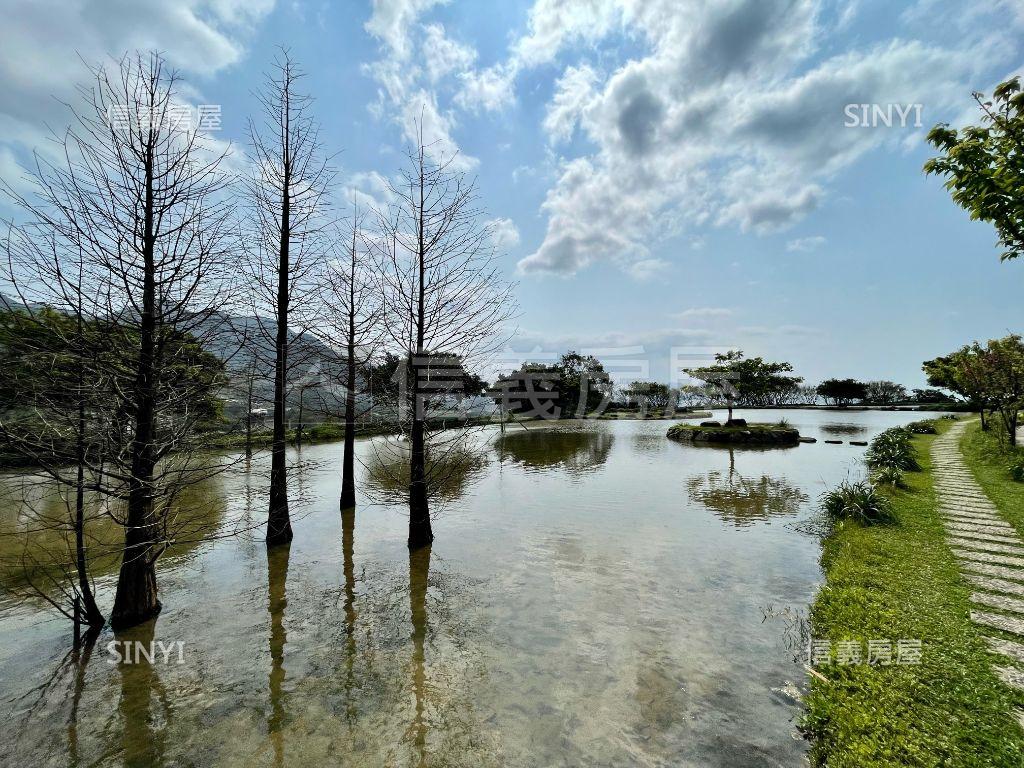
[942, 512, 1005, 525]
[939, 490, 987, 498]
[995, 666, 1024, 692]
[972, 591, 1024, 616]
[963, 562, 1024, 584]
[947, 520, 1016, 534]
[947, 523, 1017, 538]
[973, 610, 1024, 638]
[953, 549, 1024, 568]
[940, 494, 996, 507]
[944, 518, 1010, 532]
[965, 573, 1024, 598]
[941, 505, 1001, 515]
[950, 538, 1024, 556]
[950, 530, 1023, 546]
[986, 637, 1024, 664]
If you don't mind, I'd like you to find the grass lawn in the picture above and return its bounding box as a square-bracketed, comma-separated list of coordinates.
[960, 421, 1024, 536]
[804, 420, 1024, 767]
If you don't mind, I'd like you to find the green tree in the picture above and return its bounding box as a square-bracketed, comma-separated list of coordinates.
[925, 347, 992, 428]
[925, 76, 1024, 263]
[864, 380, 909, 405]
[687, 351, 803, 417]
[978, 335, 1024, 447]
[816, 379, 868, 407]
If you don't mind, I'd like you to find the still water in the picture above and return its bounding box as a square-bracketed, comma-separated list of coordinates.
[0, 410, 937, 767]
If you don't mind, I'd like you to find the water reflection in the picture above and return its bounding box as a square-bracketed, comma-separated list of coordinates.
[820, 422, 868, 436]
[686, 449, 809, 527]
[0, 469, 228, 606]
[363, 439, 489, 504]
[116, 620, 168, 768]
[408, 545, 431, 768]
[341, 507, 358, 728]
[497, 424, 614, 475]
[267, 543, 291, 767]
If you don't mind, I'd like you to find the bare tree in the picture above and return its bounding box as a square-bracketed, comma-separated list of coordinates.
[1, 51, 235, 630]
[371, 125, 515, 549]
[317, 207, 383, 509]
[240, 50, 334, 547]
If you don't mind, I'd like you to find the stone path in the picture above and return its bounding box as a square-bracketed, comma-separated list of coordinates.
[933, 421, 1024, 725]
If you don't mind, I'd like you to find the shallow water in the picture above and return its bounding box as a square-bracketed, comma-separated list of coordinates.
[0, 409, 940, 767]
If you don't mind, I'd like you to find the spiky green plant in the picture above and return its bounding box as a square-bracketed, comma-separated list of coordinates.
[821, 479, 895, 525]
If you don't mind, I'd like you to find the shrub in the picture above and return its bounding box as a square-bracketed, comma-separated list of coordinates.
[873, 466, 905, 488]
[940, 414, 958, 420]
[1011, 456, 1024, 483]
[865, 427, 921, 472]
[905, 420, 938, 434]
[821, 479, 895, 525]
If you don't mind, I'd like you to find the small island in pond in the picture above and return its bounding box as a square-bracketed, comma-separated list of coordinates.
[666, 419, 801, 446]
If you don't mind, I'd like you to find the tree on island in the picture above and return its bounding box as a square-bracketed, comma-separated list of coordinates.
[816, 379, 868, 407]
[687, 351, 803, 418]
[925, 77, 1024, 264]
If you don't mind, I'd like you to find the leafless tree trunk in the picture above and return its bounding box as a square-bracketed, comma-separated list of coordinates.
[317, 207, 382, 510]
[2, 51, 235, 631]
[241, 50, 334, 547]
[372, 123, 515, 549]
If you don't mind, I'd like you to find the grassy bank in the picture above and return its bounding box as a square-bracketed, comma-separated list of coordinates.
[804, 420, 1024, 766]
[960, 421, 1024, 536]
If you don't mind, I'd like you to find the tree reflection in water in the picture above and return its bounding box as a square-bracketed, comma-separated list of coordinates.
[686, 448, 809, 527]
[267, 543, 291, 768]
[408, 545, 431, 768]
[116, 619, 169, 768]
[362, 437, 489, 505]
[496, 424, 614, 475]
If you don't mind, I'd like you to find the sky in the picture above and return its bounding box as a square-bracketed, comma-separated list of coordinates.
[0, 0, 1022, 388]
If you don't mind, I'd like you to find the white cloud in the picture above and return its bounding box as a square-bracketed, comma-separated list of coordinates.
[423, 22, 476, 82]
[364, 0, 447, 59]
[0, 0, 274, 200]
[488, 217, 521, 249]
[786, 236, 827, 252]
[511, 0, 994, 276]
[671, 307, 734, 319]
[364, 1, 479, 169]
[627, 258, 670, 281]
[543, 63, 601, 144]
[456, 64, 517, 112]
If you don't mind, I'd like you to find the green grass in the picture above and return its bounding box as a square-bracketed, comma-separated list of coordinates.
[804, 421, 1024, 766]
[960, 421, 1024, 537]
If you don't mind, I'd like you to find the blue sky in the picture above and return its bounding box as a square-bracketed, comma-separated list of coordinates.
[1, 0, 1022, 388]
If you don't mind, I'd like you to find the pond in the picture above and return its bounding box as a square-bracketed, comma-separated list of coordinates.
[0, 409, 940, 767]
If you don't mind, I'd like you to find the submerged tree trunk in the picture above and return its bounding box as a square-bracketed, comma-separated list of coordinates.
[268, 174, 294, 547]
[341, 334, 357, 509]
[245, 374, 255, 460]
[111, 146, 161, 631]
[72, 306, 104, 631]
[75, 399, 104, 631]
[408, 404, 432, 549]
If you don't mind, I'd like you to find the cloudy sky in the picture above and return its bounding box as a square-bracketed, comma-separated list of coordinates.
[1, 0, 1022, 387]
